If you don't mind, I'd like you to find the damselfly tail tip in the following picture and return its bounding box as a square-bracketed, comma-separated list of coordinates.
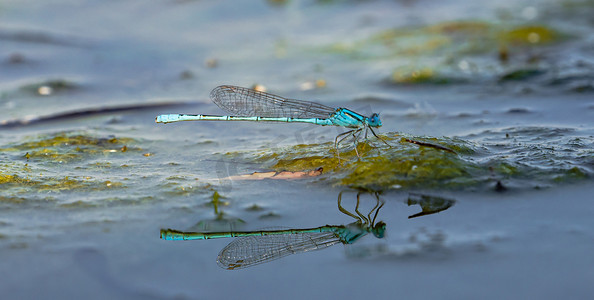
[155, 115, 168, 124]
[160, 228, 175, 240]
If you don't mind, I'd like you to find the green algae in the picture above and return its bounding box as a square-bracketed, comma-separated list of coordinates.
[56, 194, 153, 209]
[499, 69, 547, 81]
[500, 26, 558, 45]
[18, 79, 80, 97]
[159, 175, 211, 197]
[181, 189, 244, 231]
[0, 132, 138, 163]
[60, 200, 97, 209]
[322, 21, 562, 60]
[0, 173, 34, 186]
[553, 166, 588, 182]
[230, 134, 477, 190]
[0, 132, 136, 200]
[258, 211, 281, 219]
[389, 66, 468, 85]
[209, 191, 228, 217]
[225, 130, 592, 191]
[314, 19, 566, 86]
[0, 196, 27, 204]
[245, 204, 266, 212]
[0, 169, 126, 193]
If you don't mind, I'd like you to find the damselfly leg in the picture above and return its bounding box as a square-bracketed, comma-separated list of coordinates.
[334, 126, 390, 163]
[337, 191, 385, 226]
[338, 191, 362, 222]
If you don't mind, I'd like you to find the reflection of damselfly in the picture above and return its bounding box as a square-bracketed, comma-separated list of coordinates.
[155, 85, 389, 157]
[160, 192, 385, 270]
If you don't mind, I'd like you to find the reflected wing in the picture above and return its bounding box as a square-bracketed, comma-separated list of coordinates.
[217, 232, 341, 270]
[210, 85, 336, 118]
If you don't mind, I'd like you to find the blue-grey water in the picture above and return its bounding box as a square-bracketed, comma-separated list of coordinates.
[1, 0, 593, 299]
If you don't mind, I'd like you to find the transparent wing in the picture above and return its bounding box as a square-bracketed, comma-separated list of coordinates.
[216, 232, 342, 270]
[210, 85, 337, 118]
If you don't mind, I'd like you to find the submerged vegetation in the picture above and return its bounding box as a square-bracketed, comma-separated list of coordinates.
[228, 128, 592, 191]
[322, 20, 563, 61]
[0, 132, 136, 207]
[4, 128, 587, 206]
[314, 17, 592, 92]
[0, 131, 228, 211]
[1, 133, 137, 163]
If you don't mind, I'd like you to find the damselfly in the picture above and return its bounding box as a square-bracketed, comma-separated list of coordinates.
[160, 192, 385, 270]
[156, 85, 389, 157]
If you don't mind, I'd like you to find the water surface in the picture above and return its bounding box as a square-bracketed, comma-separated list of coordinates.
[1, 0, 593, 299]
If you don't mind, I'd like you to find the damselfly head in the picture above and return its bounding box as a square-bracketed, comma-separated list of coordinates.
[368, 113, 382, 128]
[372, 221, 386, 238]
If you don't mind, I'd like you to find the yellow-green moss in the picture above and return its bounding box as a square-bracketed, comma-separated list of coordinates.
[224, 132, 590, 191]
[0, 132, 139, 163]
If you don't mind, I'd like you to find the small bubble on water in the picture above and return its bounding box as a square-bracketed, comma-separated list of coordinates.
[38, 86, 52, 96]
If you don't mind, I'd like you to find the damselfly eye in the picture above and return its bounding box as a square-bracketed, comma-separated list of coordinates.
[368, 113, 381, 127]
[373, 221, 386, 238]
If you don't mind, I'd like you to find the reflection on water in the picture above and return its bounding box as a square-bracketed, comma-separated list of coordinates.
[161, 191, 455, 270]
[407, 193, 455, 219]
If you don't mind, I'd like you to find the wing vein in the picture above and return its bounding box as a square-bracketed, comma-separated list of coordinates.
[217, 232, 341, 270]
[210, 85, 336, 119]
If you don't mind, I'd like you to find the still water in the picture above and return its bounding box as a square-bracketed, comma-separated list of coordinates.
[1, 0, 593, 299]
